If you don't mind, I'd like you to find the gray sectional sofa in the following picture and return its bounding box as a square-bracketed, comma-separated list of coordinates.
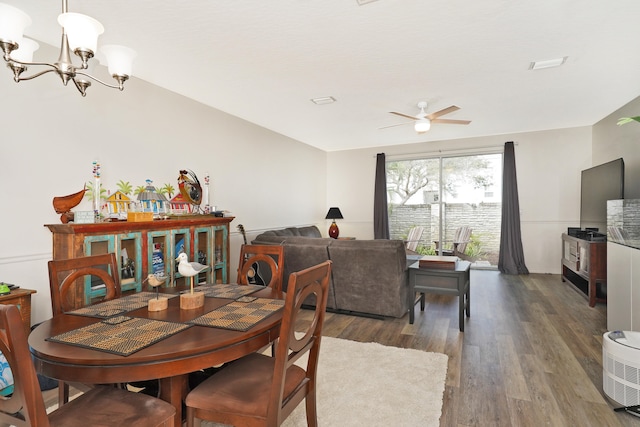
[252, 226, 408, 318]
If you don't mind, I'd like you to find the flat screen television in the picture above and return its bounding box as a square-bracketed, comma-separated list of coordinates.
[580, 158, 624, 236]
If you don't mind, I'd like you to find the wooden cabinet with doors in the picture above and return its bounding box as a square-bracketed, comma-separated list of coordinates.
[46, 216, 233, 308]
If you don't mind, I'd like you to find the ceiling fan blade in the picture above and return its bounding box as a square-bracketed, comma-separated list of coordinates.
[431, 118, 471, 125]
[389, 111, 418, 121]
[427, 105, 460, 120]
[379, 122, 412, 130]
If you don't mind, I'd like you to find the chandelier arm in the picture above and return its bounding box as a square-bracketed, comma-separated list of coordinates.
[75, 71, 126, 90]
[6, 58, 59, 69]
[14, 68, 58, 82]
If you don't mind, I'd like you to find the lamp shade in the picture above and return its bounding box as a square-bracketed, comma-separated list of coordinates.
[0, 3, 31, 45]
[58, 12, 104, 54]
[325, 207, 343, 220]
[10, 37, 38, 62]
[414, 118, 431, 133]
[101, 44, 136, 77]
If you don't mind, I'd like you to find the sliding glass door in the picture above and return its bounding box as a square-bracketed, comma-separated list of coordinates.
[387, 152, 502, 268]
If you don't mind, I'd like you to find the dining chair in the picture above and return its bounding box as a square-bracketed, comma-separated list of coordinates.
[0, 304, 176, 427]
[48, 252, 122, 316]
[237, 244, 285, 292]
[185, 260, 332, 427]
[47, 253, 122, 404]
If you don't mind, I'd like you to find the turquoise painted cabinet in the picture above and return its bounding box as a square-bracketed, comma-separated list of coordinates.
[46, 216, 233, 309]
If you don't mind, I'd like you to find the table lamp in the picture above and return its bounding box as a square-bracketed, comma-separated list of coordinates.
[325, 207, 344, 239]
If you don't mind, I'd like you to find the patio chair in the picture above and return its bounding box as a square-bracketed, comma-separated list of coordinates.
[434, 226, 472, 257]
[405, 226, 425, 255]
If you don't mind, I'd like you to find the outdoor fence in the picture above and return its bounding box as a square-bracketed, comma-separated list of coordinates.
[389, 202, 501, 263]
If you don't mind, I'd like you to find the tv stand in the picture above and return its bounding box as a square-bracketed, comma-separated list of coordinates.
[561, 233, 607, 307]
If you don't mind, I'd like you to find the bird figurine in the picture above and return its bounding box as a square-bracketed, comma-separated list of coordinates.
[178, 169, 203, 209]
[144, 273, 167, 300]
[176, 252, 208, 293]
[52, 186, 87, 223]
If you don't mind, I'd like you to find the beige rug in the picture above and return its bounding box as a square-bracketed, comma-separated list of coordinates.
[203, 336, 448, 427]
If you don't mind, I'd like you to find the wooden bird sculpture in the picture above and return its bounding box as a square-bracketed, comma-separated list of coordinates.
[178, 169, 203, 207]
[144, 273, 167, 300]
[52, 186, 87, 223]
[176, 252, 208, 293]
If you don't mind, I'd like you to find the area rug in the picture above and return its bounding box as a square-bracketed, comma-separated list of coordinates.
[202, 336, 448, 427]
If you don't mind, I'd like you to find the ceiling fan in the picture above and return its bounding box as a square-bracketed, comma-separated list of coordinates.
[381, 101, 471, 133]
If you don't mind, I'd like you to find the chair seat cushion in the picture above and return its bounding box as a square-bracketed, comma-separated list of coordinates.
[185, 352, 307, 419]
[48, 385, 175, 427]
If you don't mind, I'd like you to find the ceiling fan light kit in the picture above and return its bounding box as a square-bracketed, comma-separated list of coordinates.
[414, 118, 431, 133]
[0, 0, 136, 96]
[385, 101, 471, 133]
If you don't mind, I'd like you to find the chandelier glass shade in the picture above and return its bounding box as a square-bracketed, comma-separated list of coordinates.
[0, 1, 136, 96]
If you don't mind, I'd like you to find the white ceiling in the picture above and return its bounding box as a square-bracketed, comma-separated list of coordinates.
[5, 0, 640, 152]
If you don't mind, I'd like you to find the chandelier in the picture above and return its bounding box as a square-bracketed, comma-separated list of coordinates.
[0, 0, 136, 96]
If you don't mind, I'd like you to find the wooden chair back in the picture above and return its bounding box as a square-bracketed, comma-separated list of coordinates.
[266, 260, 331, 425]
[47, 253, 122, 406]
[434, 225, 472, 256]
[0, 304, 50, 426]
[0, 304, 176, 427]
[453, 226, 472, 254]
[237, 244, 285, 292]
[184, 260, 332, 427]
[405, 226, 424, 252]
[48, 253, 121, 316]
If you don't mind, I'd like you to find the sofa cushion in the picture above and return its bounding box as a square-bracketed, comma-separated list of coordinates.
[281, 241, 336, 309]
[253, 226, 322, 243]
[251, 235, 289, 245]
[294, 226, 322, 238]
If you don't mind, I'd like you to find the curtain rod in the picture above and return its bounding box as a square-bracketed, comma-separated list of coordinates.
[375, 142, 517, 160]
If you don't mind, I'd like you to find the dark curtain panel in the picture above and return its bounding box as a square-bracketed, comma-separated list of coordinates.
[498, 142, 529, 274]
[374, 153, 390, 239]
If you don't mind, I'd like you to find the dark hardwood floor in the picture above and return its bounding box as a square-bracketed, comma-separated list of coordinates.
[313, 270, 639, 426]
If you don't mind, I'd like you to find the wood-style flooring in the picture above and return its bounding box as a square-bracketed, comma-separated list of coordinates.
[26, 271, 640, 426]
[313, 270, 639, 427]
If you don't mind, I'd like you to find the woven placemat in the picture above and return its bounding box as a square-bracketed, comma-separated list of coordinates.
[69, 292, 178, 318]
[47, 316, 191, 357]
[193, 283, 265, 299]
[189, 297, 285, 331]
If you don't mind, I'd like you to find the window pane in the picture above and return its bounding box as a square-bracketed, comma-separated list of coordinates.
[387, 153, 502, 268]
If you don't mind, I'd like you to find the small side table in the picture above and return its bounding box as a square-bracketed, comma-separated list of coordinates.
[0, 288, 36, 336]
[407, 260, 471, 331]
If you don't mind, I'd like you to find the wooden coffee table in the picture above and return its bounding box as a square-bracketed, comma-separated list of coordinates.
[407, 259, 471, 331]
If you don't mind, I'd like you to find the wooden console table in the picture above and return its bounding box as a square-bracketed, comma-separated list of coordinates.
[0, 288, 36, 336]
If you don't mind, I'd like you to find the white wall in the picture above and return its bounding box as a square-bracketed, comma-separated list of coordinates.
[3, 45, 639, 324]
[592, 95, 640, 199]
[327, 127, 592, 274]
[0, 45, 327, 324]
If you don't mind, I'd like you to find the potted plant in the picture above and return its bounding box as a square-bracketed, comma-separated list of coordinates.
[618, 116, 640, 125]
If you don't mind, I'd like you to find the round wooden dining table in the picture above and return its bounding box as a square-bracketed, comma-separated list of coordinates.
[28, 286, 284, 426]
